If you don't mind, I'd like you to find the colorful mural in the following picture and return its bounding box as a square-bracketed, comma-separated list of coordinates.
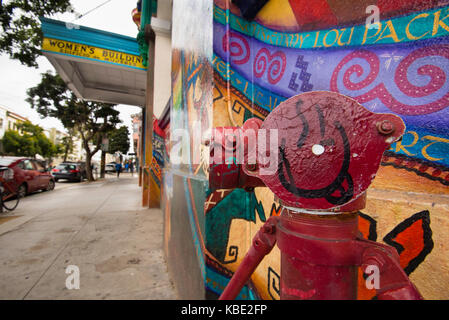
[147, 117, 165, 207]
[162, 0, 213, 299]
[162, 0, 449, 300]
[205, 0, 449, 300]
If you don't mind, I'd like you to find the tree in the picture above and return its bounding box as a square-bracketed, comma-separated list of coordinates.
[18, 121, 57, 158]
[1, 121, 58, 158]
[60, 132, 75, 162]
[2, 130, 31, 156]
[108, 126, 130, 155]
[0, 0, 74, 67]
[27, 71, 121, 181]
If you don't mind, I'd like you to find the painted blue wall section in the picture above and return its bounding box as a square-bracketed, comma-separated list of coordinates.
[40, 17, 140, 56]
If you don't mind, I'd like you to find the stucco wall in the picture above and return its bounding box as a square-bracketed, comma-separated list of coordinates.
[162, 0, 213, 299]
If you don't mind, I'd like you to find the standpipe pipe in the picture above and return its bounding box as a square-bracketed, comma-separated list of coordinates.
[219, 216, 278, 300]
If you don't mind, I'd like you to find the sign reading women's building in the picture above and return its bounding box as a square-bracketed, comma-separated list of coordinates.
[42, 38, 146, 70]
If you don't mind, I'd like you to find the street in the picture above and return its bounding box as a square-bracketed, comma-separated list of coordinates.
[0, 174, 176, 299]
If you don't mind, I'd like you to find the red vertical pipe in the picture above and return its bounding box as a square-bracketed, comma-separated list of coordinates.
[277, 210, 360, 300]
[219, 216, 278, 300]
[219, 245, 269, 300]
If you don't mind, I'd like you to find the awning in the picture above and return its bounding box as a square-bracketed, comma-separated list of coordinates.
[40, 18, 147, 107]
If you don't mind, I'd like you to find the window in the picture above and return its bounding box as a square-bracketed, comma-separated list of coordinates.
[33, 161, 45, 172]
[56, 164, 76, 170]
[22, 160, 34, 170]
[0, 158, 15, 166]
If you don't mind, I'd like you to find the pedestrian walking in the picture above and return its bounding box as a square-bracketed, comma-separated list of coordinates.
[130, 161, 134, 176]
[115, 162, 122, 178]
[125, 162, 129, 172]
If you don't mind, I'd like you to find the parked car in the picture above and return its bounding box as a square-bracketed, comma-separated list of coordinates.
[0, 156, 55, 197]
[51, 162, 86, 182]
[105, 163, 116, 173]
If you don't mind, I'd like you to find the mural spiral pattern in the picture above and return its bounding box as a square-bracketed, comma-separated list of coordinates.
[222, 31, 250, 65]
[330, 45, 449, 115]
[254, 48, 287, 85]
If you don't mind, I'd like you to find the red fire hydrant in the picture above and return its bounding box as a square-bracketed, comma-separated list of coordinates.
[209, 91, 423, 300]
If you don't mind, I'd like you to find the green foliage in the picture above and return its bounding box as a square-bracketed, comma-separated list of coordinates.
[27, 71, 121, 148]
[1, 120, 58, 158]
[0, 0, 73, 67]
[108, 126, 130, 154]
[27, 71, 122, 180]
[2, 130, 28, 156]
[59, 133, 75, 162]
[26, 71, 75, 125]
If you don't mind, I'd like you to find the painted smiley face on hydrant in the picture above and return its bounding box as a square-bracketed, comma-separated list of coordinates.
[253, 91, 405, 210]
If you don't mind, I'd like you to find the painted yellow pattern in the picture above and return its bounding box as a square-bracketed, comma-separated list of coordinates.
[42, 38, 146, 70]
[256, 0, 298, 30]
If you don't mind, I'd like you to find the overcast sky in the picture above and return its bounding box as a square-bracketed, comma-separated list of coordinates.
[0, 0, 142, 152]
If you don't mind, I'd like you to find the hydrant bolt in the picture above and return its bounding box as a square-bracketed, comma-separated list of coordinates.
[362, 250, 387, 272]
[377, 120, 395, 135]
[263, 224, 275, 235]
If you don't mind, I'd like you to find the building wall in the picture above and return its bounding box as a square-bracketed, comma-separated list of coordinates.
[162, 0, 213, 299]
[132, 114, 142, 155]
[44, 127, 66, 145]
[0, 106, 29, 153]
[0, 106, 8, 139]
[152, 26, 172, 117]
[6, 111, 28, 132]
[144, 0, 173, 208]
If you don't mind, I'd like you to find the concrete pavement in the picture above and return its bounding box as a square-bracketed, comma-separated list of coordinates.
[0, 174, 177, 299]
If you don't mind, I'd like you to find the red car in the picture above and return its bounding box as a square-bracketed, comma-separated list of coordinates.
[0, 156, 55, 197]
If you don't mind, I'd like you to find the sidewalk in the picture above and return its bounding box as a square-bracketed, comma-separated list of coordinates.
[0, 174, 177, 299]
